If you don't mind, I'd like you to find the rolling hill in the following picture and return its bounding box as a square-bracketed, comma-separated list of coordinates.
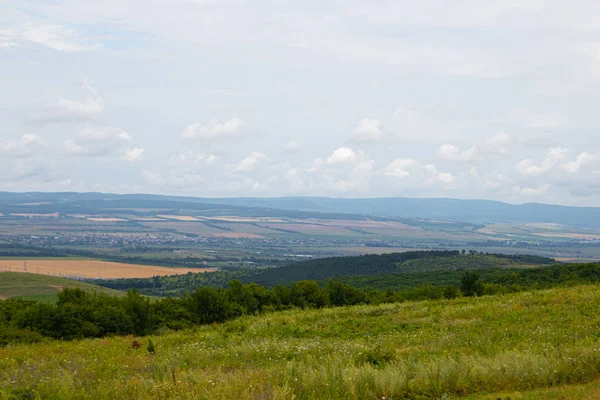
[0, 272, 124, 302]
[2, 191, 600, 227]
[2, 283, 600, 399]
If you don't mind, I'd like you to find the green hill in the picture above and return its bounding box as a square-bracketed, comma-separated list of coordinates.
[95, 251, 556, 296]
[0, 272, 124, 302]
[1, 283, 600, 399]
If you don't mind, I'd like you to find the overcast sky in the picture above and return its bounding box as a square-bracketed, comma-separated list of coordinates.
[1, 1, 600, 206]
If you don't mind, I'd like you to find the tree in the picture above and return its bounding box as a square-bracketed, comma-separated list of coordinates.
[461, 271, 484, 297]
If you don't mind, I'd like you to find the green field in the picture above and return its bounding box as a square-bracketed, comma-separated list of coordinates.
[2, 284, 600, 399]
[0, 272, 123, 302]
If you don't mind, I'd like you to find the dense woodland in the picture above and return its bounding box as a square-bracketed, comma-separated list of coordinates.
[95, 251, 556, 296]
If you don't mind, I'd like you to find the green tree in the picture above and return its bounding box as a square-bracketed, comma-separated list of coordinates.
[461, 271, 484, 297]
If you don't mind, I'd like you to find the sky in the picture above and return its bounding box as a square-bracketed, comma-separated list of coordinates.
[1, 1, 600, 206]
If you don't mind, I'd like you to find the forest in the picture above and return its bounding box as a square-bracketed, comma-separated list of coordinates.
[94, 251, 557, 296]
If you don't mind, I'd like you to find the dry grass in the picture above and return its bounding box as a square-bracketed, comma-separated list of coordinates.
[0, 259, 215, 279]
[200, 216, 284, 222]
[212, 232, 264, 238]
[9, 213, 59, 218]
[86, 218, 128, 222]
[156, 215, 199, 221]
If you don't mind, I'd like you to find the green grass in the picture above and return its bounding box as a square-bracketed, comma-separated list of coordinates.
[2, 284, 600, 399]
[0, 272, 124, 302]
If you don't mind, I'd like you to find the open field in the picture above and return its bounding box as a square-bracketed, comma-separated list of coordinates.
[475, 380, 600, 399]
[0, 272, 123, 302]
[1, 284, 600, 399]
[0, 259, 215, 279]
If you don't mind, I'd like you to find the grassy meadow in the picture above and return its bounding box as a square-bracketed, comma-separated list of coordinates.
[0, 272, 124, 302]
[2, 284, 600, 399]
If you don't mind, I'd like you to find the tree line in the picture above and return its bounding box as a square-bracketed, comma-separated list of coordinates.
[3, 261, 600, 346]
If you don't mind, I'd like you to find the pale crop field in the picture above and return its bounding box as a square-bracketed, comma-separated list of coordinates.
[0, 259, 215, 279]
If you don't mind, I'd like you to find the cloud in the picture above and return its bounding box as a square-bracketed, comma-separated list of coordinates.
[143, 170, 205, 187]
[352, 118, 382, 142]
[123, 147, 144, 162]
[286, 141, 300, 152]
[424, 164, 455, 184]
[0, 30, 18, 48]
[380, 158, 419, 178]
[21, 23, 98, 52]
[182, 117, 247, 141]
[0, 134, 45, 158]
[437, 144, 479, 162]
[516, 147, 568, 177]
[34, 79, 104, 123]
[233, 152, 265, 172]
[331, 160, 374, 193]
[563, 152, 599, 173]
[168, 151, 218, 166]
[515, 184, 551, 196]
[64, 126, 133, 156]
[326, 147, 357, 165]
[0, 24, 99, 52]
[437, 132, 510, 162]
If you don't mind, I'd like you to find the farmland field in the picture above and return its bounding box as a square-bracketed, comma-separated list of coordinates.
[0, 259, 215, 279]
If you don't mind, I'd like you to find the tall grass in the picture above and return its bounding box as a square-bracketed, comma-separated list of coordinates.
[2, 285, 600, 399]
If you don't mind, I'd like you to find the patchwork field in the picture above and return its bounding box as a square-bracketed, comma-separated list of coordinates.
[0, 259, 215, 279]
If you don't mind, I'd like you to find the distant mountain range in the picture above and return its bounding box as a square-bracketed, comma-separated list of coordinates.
[1, 192, 599, 228]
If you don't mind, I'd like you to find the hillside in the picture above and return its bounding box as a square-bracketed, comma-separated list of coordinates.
[3, 191, 600, 227]
[1, 284, 600, 399]
[0, 272, 124, 302]
[204, 196, 600, 227]
[95, 252, 556, 295]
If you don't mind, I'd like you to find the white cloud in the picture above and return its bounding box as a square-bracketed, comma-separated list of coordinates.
[563, 152, 599, 173]
[233, 152, 265, 172]
[286, 141, 300, 152]
[352, 118, 382, 142]
[516, 184, 551, 196]
[484, 174, 508, 191]
[326, 147, 356, 165]
[21, 23, 98, 52]
[424, 164, 455, 184]
[394, 106, 415, 119]
[35, 79, 104, 123]
[64, 139, 88, 155]
[437, 132, 510, 162]
[182, 117, 247, 141]
[0, 24, 98, 52]
[143, 170, 205, 187]
[516, 147, 568, 177]
[437, 144, 479, 162]
[168, 151, 217, 166]
[64, 126, 134, 156]
[123, 147, 144, 162]
[0, 134, 45, 158]
[331, 160, 374, 193]
[380, 158, 418, 178]
[0, 30, 18, 48]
